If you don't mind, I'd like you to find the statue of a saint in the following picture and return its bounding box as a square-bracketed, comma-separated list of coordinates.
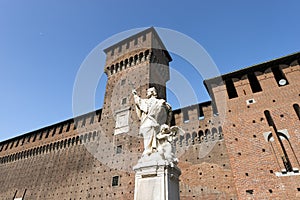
[132, 87, 184, 164]
[132, 87, 172, 156]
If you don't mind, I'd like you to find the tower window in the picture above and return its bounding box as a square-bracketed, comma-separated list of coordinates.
[293, 104, 300, 120]
[112, 176, 119, 186]
[272, 66, 289, 87]
[116, 145, 122, 154]
[122, 98, 127, 105]
[248, 73, 262, 93]
[121, 79, 126, 86]
[225, 79, 238, 99]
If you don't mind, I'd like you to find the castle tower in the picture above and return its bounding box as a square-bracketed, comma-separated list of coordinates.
[99, 27, 171, 141]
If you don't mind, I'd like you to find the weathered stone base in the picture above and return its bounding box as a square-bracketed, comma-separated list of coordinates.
[133, 153, 181, 200]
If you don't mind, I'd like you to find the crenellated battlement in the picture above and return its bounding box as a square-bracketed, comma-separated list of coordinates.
[0, 99, 226, 165]
[0, 129, 99, 165]
[104, 48, 171, 77]
[205, 52, 300, 101]
[0, 109, 102, 157]
[104, 27, 171, 78]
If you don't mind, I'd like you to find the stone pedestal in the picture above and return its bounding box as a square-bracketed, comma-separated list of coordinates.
[133, 154, 181, 200]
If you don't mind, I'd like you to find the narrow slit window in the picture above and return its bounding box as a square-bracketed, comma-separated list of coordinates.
[39, 132, 44, 140]
[225, 79, 238, 99]
[264, 110, 275, 127]
[32, 134, 37, 142]
[59, 125, 64, 134]
[10, 142, 14, 149]
[90, 115, 95, 124]
[15, 140, 19, 147]
[66, 123, 71, 132]
[45, 130, 50, 138]
[97, 110, 102, 122]
[293, 104, 300, 120]
[52, 127, 56, 136]
[248, 73, 262, 93]
[21, 137, 25, 145]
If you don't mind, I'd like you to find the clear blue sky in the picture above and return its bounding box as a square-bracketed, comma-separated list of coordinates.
[0, 0, 299, 141]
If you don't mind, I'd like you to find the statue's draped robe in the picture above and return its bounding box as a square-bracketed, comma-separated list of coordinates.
[134, 96, 169, 155]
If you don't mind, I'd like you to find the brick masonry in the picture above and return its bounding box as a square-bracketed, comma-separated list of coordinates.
[0, 27, 299, 199]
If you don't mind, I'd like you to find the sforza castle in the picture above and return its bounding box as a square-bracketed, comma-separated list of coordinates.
[1, 28, 300, 200]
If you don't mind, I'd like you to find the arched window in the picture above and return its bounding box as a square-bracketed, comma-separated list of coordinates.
[88, 132, 92, 142]
[179, 135, 184, 147]
[198, 130, 204, 142]
[110, 65, 114, 74]
[192, 132, 197, 144]
[218, 126, 223, 139]
[185, 133, 191, 146]
[211, 128, 218, 141]
[205, 129, 210, 141]
[93, 131, 97, 140]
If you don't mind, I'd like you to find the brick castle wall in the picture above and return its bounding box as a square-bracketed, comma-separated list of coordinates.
[1, 28, 299, 200]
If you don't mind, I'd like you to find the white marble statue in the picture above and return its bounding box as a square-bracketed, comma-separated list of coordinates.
[132, 87, 183, 164]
